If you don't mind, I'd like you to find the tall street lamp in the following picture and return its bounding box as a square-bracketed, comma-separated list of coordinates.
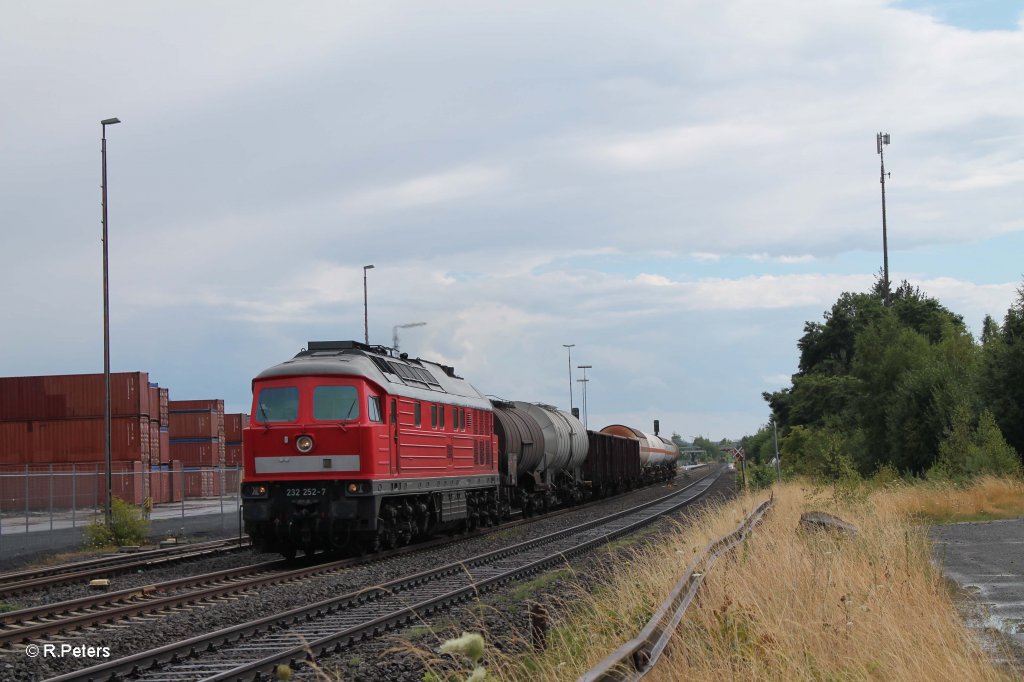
[876, 132, 892, 305]
[362, 264, 374, 344]
[100, 116, 121, 527]
[393, 321, 426, 351]
[562, 344, 575, 413]
[577, 364, 592, 427]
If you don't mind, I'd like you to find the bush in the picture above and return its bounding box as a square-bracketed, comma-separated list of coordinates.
[929, 407, 1021, 482]
[83, 497, 151, 549]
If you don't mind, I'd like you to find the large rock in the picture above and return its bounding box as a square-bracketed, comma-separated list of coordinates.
[799, 511, 858, 536]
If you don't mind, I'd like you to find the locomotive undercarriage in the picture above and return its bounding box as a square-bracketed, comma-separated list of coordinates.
[243, 480, 501, 558]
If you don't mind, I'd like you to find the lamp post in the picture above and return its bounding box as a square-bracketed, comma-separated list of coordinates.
[562, 344, 575, 413]
[100, 116, 120, 528]
[393, 321, 426, 351]
[876, 132, 891, 305]
[577, 364, 592, 427]
[362, 264, 374, 344]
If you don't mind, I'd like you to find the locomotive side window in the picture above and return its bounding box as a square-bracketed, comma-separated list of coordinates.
[439, 405, 445, 429]
[431, 404, 438, 428]
[255, 386, 299, 423]
[414, 402, 422, 427]
[368, 395, 383, 423]
[313, 386, 359, 421]
[390, 399, 397, 424]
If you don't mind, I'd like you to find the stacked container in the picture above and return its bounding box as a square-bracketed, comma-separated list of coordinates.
[0, 372, 154, 465]
[0, 372, 167, 507]
[168, 399, 226, 468]
[224, 413, 246, 467]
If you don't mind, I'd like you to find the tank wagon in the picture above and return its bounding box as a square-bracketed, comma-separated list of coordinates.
[599, 424, 680, 484]
[241, 341, 679, 557]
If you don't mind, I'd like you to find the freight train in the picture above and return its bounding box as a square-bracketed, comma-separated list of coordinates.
[241, 340, 679, 558]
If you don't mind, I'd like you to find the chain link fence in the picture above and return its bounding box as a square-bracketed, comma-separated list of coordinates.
[0, 464, 244, 563]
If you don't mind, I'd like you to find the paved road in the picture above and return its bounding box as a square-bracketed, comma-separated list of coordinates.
[931, 518, 1024, 659]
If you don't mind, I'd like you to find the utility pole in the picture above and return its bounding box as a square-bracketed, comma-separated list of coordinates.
[877, 132, 892, 305]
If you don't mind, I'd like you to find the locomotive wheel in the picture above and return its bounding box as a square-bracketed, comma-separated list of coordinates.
[281, 544, 298, 561]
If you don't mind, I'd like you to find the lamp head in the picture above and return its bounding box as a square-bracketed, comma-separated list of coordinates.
[101, 118, 121, 126]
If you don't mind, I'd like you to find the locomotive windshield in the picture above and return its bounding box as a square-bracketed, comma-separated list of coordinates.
[314, 385, 360, 420]
[255, 386, 299, 423]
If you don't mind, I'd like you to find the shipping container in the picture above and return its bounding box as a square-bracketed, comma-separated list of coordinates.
[169, 438, 225, 467]
[169, 399, 225, 413]
[159, 427, 170, 464]
[224, 413, 247, 443]
[158, 388, 169, 428]
[169, 411, 224, 439]
[224, 443, 243, 467]
[0, 416, 150, 464]
[149, 420, 161, 465]
[0, 372, 152, 422]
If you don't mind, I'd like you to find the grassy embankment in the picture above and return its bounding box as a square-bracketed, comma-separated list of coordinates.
[460, 476, 1024, 681]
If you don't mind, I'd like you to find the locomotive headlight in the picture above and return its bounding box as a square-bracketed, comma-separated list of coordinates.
[243, 484, 268, 498]
[347, 482, 361, 494]
[295, 435, 315, 453]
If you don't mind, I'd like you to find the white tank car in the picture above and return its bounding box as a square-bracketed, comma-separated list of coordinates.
[513, 402, 588, 474]
[599, 424, 680, 466]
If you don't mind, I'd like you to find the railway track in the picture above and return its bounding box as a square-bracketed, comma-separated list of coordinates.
[44, 465, 723, 682]
[0, 538, 250, 600]
[0, 469, 705, 649]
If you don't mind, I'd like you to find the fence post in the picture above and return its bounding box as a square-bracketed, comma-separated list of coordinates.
[219, 467, 224, 528]
[95, 464, 100, 519]
[181, 470, 186, 521]
[49, 463, 54, 532]
[24, 464, 29, 533]
[72, 463, 77, 528]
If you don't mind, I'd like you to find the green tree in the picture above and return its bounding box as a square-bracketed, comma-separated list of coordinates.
[980, 283, 1024, 456]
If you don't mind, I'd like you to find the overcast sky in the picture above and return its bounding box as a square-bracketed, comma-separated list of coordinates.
[2, 1, 1022, 441]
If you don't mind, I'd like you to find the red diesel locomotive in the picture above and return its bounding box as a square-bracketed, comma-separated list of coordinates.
[242, 340, 679, 558]
[241, 340, 499, 557]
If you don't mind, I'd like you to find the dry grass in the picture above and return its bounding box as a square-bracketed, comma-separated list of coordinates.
[879, 476, 1024, 523]
[477, 481, 1019, 682]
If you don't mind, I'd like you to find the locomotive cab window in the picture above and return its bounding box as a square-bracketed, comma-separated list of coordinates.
[255, 386, 299, 423]
[368, 395, 383, 423]
[313, 385, 359, 421]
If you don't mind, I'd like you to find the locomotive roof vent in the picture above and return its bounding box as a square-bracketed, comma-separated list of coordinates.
[305, 340, 368, 353]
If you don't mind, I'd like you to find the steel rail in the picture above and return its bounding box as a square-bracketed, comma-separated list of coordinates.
[579, 494, 773, 682]
[44, 466, 723, 682]
[0, 538, 250, 599]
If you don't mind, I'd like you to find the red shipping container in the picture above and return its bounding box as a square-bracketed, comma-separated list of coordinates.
[169, 439, 222, 467]
[159, 388, 169, 428]
[159, 427, 170, 464]
[224, 413, 245, 443]
[169, 399, 224, 412]
[224, 443, 243, 467]
[149, 420, 160, 464]
[0, 372, 152, 422]
[0, 416, 149, 464]
[169, 411, 224, 439]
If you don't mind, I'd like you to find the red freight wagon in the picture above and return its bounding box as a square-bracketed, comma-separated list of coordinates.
[0, 416, 150, 464]
[0, 372, 152, 422]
